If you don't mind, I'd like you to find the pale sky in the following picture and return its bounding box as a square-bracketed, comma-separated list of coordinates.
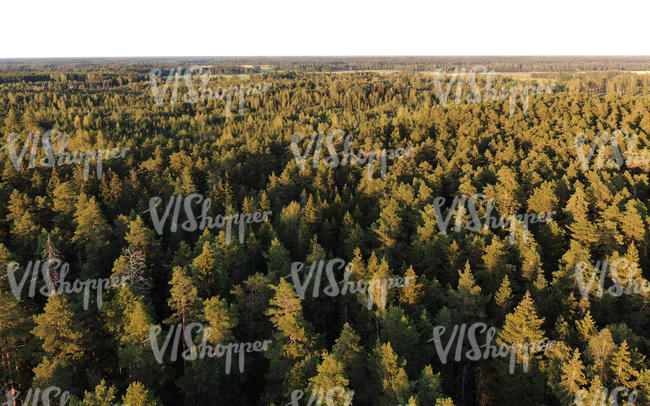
[2, 0, 648, 58]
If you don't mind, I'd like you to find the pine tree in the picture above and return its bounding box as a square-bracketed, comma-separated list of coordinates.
[165, 266, 200, 328]
[416, 365, 443, 404]
[527, 181, 558, 213]
[265, 278, 317, 402]
[495, 275, 513, 309]
[203, 296, 238, 344]
[587, 328, 616, 383]
[611, 340, 639, 388]
[0, 289, 35, 403]
[575, 375, 606, 406]
[124, 215, 161, 264]
[191, 240, 227, 297]
[380, 306, 420, 374]
[497, 291, 546, 363]
[621, 200, 646, 243]
[366, 255, 393, 312]
[309, 351, 352, 406]
[369, 342, 412, 405]
[399, 266, 423, 305]
[576, 311, 597, 342]
[231, 273, 274, 341]
[265, 278, 311, 360]
[32, 293, 86, 388]
[6, 190, 40, 249]
[373, 199, 404, 260]
[560, 349, 587, 396]
[72, 193, 110, 263]
[331, 323, 365, 399]
[117, 296, 162, 387]
[264, 237, 290, 274]
[122, 382, 160, 406]
[76, 379, 118, 406]
[332, 323, 362, 370]
[449, 261, 487, 321]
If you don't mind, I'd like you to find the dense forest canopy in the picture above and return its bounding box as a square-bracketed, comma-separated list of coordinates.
[1, 57, 650, 406]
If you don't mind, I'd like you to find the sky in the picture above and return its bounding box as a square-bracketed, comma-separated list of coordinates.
[2, 0, 648, 58]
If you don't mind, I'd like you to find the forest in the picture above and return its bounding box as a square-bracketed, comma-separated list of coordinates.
[1, 57, 650, 406]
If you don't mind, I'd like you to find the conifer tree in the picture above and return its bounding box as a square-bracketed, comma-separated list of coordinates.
[611, 340, 639, 388]
[0, 289, 35, 403]
[449, 261, 487, 321]
[380, 306, 420, 374]
[265, 278, 317, 402]
[264, 237, 291, 274]
[309, 351, 352, 406]
[576, 311, 597, 342]
[416, 365, 443, 404]
[118, 297, 162, 386]
[166, 266, 200, 328]
[32, 293, 86, 388]
[495, 275, 513, 309]
[231, 273, 274, 340]
[587, 328, 616, 381]
[560, 349, 587, 398]
[399, 266, 423, 305]
[497, 291, 546, 363]
[122, 382, 160, 406]
[72, 194, 110, 263]
[203, 296, 238, 344]
[7, 190, 40, 249]
[75, 379, 118, 406]
[369, 342, 412, 405]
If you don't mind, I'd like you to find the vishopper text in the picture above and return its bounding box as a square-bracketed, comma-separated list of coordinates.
[2, 386, 128, 406]
[429, 65, 555, 116]
[290, 130, 412, 180]
[4, 129, 129, 181]
[575, 129, 649, 170]
[288, 258, 414, 310]
[432, 193, 555, 244]
[427, 322, 556, 374]
[149, 65, 271, 117]
[148, 322, 271, 374]
[145, 193, 271, 244]
[6, 259, 128, 310]
[574, 385, 637, 406]
[287, 386, 354, 406]
[573, 259, 649, 299]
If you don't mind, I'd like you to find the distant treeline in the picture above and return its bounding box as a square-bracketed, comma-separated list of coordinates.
[3, 56, 650, 73]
